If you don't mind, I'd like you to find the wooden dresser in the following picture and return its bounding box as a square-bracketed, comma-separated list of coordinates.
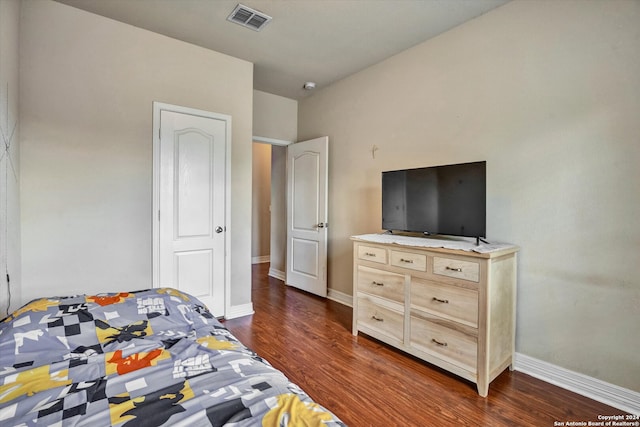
[351, 234, 518, 396]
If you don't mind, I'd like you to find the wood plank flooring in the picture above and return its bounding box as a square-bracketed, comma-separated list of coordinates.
[223, 263, 626, 426]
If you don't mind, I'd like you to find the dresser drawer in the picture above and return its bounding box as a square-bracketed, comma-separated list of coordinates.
[411, 279, 478, 328]
[390, 250, 427, 272]
[357, 266, 404, 303]
[357, 245, 387, 264]
[433, 257, 480, 282]
[410, 314, 477, 373]
[357, 296, 404, 343]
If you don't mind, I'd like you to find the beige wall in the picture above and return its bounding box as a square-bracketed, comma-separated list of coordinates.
[0, 0, 21, 314]
[19, 0, 254, 308]
[299, 0, 640, 392]
[251, 143, 271, 260]
[253, 90, 298, 142]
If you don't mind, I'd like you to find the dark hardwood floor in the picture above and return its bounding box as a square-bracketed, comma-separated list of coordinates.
[223, 263, 625, 426]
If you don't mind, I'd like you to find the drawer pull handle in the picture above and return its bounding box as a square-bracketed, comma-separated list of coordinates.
[432, 338, 448, 347]
[364, 252, 376, 257]
[371, 315, 384, 322]
[400, 258, 414, 264]
[432, 297, 449, 304]
[446, 266, 462, 272]
[372, 281, 384, 287]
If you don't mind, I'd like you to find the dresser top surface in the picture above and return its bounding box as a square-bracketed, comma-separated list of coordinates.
[351, 234, 519, 259]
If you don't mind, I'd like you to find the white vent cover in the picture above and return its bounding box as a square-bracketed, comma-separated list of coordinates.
[227, 4, 272, 31]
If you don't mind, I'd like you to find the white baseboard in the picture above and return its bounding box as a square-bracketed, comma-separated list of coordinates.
[327, 289, 353, 307]
[235, 264, 640, 414]
[251, 256, 270, 264]
[514, 353, 640, 415]
[264, 270, 352, 307]
[268, 268, 285, 281]
[225, 281, 640, 415]
[225, 302, 254, 320]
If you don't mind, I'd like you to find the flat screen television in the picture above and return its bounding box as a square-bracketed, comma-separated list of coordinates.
[382, 161, 486, 239]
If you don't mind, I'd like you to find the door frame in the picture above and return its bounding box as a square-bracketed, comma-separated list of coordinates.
[252, 135, 292, 281]
[251, 135, 330, 296]
[152, 102, 232, 315]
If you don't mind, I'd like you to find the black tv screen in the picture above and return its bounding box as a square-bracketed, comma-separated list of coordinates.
[382, 161, 486, 238]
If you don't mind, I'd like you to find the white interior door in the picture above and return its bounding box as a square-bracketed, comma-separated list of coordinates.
[153, 103, 230, 317]
[286, 136, 328, 297]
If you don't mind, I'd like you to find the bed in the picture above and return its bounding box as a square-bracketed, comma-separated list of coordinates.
[0, 288, 345, 426]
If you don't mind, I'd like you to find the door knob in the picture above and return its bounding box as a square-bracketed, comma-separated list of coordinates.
[215, 226, 224, 233]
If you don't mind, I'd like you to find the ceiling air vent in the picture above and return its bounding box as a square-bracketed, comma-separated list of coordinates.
[227, 4, 272, 31]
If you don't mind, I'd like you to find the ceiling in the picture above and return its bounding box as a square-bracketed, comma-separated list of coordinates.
[54, 0, 510, 100]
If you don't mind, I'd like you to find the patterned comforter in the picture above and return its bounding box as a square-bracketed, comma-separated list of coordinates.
[0, 288, 345, 426]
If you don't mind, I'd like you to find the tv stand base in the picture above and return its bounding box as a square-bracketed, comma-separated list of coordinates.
[476, 236, 490, 246]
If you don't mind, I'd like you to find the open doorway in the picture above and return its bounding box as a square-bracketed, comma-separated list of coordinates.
[251, 142, 287, 281]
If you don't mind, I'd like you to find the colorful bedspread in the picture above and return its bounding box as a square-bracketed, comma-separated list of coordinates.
[0, 288, 345, 426]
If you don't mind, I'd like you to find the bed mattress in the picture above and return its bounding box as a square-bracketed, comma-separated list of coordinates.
[0, 288, 345, 426]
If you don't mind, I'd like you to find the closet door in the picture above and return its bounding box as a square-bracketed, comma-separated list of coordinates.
[153, 103, 230, 317]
